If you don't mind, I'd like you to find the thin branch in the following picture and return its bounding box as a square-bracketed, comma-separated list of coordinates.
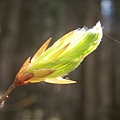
[0, 83, 16, 104]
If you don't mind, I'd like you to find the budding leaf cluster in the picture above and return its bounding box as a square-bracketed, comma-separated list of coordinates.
[14, 22, 103, 85]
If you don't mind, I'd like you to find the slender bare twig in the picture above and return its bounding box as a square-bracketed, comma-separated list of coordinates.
[0, 83, 16, 104]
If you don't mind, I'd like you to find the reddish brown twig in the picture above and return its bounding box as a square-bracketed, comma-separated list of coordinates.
[0, 83, 16, 104]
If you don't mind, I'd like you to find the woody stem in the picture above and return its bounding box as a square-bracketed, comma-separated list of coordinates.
[0, 83, 16, 104]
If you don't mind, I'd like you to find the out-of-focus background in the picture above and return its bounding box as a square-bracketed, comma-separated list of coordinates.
[0, 0, 120, 120]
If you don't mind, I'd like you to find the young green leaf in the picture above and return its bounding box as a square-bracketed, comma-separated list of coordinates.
[14, 21, 103, 85]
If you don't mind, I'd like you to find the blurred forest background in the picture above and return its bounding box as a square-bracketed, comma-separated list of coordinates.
[0, 0, 120, 120]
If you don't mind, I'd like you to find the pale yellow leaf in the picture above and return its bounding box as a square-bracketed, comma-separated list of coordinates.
[31, 37, 52, 63]
[34, 68, 55, 78]
[44, 77, 76, 84]
[16, 57, 30, 77]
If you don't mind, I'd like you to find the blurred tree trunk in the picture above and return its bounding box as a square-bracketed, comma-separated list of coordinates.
[0, 0, 22, 119]
[0, 0, 22, 89]
[81, 1, 102, 120]
[111, 0, 120, 119]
